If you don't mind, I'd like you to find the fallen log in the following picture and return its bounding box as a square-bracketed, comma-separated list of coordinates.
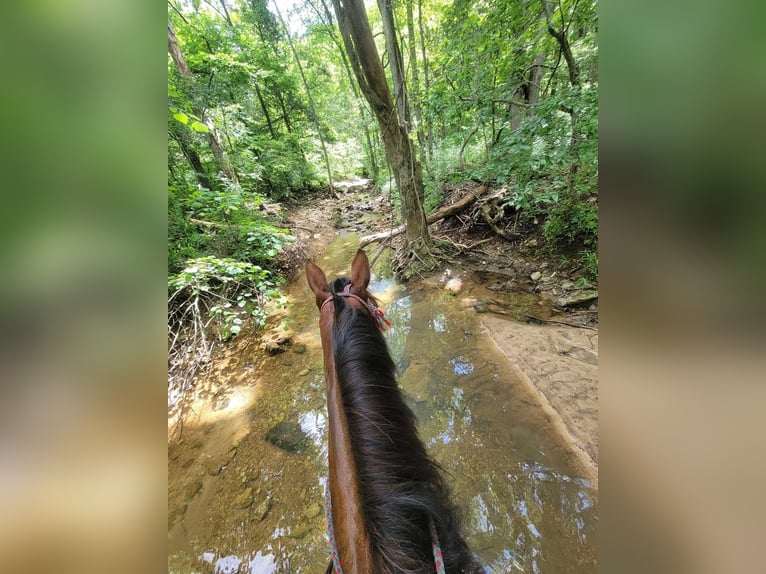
[360, 185, 489, 247]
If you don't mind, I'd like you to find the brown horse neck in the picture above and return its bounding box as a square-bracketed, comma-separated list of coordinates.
[320, 308, 375, 574]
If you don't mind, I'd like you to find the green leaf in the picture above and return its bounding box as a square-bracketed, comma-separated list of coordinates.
[190, 121, 210, 133]
[173, 112, 189, 125]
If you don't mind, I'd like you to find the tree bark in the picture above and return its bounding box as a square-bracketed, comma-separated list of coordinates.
[170, 123, 213, 190]
[316, 0, 379, 178]
[377, 0, 410, 129]
[332, 0, 431, 259]
[168, 20, 239, 185]
[218, 0, 233, 26]
[542, 1, 582, 189]
[416, 0, 433, 159]
[253, 80, 276, 138]
[406, 0, 425, 167]
[543, 1, 580, 88]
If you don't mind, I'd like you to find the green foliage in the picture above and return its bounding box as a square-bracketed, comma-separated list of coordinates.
[170, 180, 295, 273]
[168, 256, 280, 339]
[579, 251, 599, 282]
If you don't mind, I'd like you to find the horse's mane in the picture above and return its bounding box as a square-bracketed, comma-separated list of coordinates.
[329, 278, 481, 574]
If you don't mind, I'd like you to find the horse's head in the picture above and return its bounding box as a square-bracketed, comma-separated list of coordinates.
[305, 249, 377, 342]
[305, 248, 372, 309]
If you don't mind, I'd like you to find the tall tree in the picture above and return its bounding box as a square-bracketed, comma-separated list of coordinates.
[543, 0, 582, 189]
[416, 0, 433, 158]
[331, 0, 432, 269]
[311, 0, 380, 178]
[168, 20, 239, 185]
[406, 0, 425, 166]
[377, 0, 410, 129]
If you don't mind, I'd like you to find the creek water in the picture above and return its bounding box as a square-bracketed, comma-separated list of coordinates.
[168, 234, 597, 573]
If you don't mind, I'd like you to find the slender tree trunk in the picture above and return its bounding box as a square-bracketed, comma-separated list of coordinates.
[170, 123, 213, 190]
[417, 0, 433, 158]
[271, 0, 334, 190]
[377, 0, 410, 129]
[332, 0, 431, 263]
[406, 0, 425, 168]
[543, 1, 580, 88]
[253, 80, 276, 138]
[542, 0, 581, 189]
[218, 0, 233, 26]
[317, 0, 379, 178]
[168, 20, 239, 185]
[274, 91, 293, 133]
[527, 51, 546, 107]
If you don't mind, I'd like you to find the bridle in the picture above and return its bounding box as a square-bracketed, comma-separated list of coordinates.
[320, 283, 391, 331]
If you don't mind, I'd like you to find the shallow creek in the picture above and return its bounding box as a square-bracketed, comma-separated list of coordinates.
[168, 234, 597, 573]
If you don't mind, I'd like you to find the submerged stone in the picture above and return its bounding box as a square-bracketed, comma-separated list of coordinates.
[265, 421, 309, 453]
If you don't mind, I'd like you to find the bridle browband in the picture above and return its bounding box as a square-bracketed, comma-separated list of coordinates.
[320, 283, 391, 331]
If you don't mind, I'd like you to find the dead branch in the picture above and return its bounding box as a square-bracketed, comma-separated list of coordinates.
[360, 185, 489, 247]
[190, 217, 227, 229]
[480, 204, 519, 240]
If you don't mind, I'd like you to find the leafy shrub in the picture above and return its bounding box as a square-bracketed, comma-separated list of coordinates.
[168, 256, 281, 340]
[173, 180, 295, 269]
[579, 250, 599, 282]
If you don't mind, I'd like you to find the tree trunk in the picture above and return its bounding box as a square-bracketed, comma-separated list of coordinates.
[253, 80, 276, 138]
[218, 0, 233, 26]
[170, 123, 213, 190]
[406, 0, 425, 168]
[417, 0, 433, 158]
[271, 0, 334, 191]
[331, 0, 431, 262]
[167, 20, 239, 185]
[542, 1, 581, 190]
[317, 0, 379, 178]
[360, 183, 489, 247]
[527, 51, 546, 107]
[377, 0, 410, 129]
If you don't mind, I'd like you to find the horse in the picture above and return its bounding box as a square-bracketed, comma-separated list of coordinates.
[306, 249, 482, 574]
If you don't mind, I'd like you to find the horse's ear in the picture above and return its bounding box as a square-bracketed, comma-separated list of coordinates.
[306, 261, 330, 307]
[351, 249, 370, 296]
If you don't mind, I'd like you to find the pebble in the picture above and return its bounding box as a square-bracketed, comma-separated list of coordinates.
[298, 368, 310, 376]
[530, 272, 542, 281]
[234, 487, 254, 509]
[185, 480, 202, 499]
[253, 497, 272, 521]
[287, 525, 311, 539]
[303, 502, 322, 519]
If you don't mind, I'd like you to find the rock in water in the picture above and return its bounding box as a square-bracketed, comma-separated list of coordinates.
[234, 487, 254, 509]
[445, 277, 463, 295]
[265, 421, 309, 453]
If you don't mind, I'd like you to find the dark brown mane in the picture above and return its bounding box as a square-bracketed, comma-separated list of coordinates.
[329, 277, 481, 574]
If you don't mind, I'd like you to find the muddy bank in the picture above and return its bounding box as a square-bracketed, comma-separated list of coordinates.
[481, 316, 598, 486]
